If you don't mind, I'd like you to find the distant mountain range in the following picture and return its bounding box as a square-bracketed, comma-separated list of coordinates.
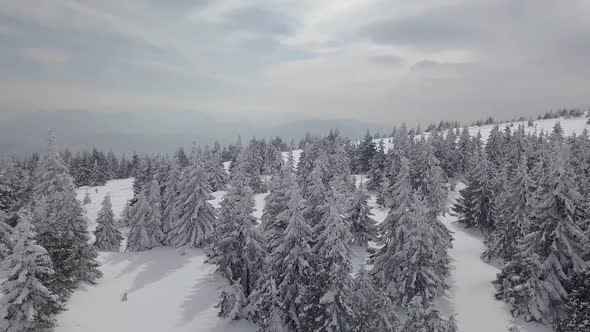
[0, 110, 390, 156]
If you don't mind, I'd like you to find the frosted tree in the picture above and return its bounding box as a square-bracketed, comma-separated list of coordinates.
[89, 160, 107, 186]
[371, 194, 449, 306]
[94, 194, 123, 251]
[420, 141, 449, 217]
[132, 158, 151, 195]
[207, 180, 265, 299]
[0, 212, 63, 332]
[0, 210, 13, 259]
[553, 269, 590, 332]
[217, 281, 247, 320]
[32, 131, 101, 299]
[484, 156, 531, 262]
[166, 151, 216, 248]
[263, 143, 284, 175]
[344, 184, 377, 246]
[365, 140, 387, 190]
[303, 192, 354, 332]
[402, 296, 457, 332]
[127, 181, 165, 251]
[350, 265, 398, 332]
[245, 276, 288, 332]
[495, 144, 590, 322]
[357, 130, 376, 173]
[205, 152, 228, 192]
[379, 156, 413, 236]
[302, 159, 327, 227]
[161, 161, 181, 235]
[269, 182, 313, 330]
[297, 141, 321, 198]
[453, 150, 495, 234]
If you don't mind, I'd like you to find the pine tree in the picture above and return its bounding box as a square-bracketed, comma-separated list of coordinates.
[303, 192, 354, 332]
[205, 152, 229, 192]
[89, 160, 107, 186]
[302, 159, 328, 227]
[161, 162, 181, 235]
[402, 296, 457, 332]
[453, 150, 495, 233]
[0, 212, 63, 332]
[350, 265, 398, 332]
[365, 140, 386, 191]
[357, 130, 376, 173]
[83, 191, 91, 205]
[166, 151, 216, 248]
[207, 179, 265, 300]
[554, 269, 590, 332]
[455, 126, 471, 176]
[260, 162, 293, 254]
[420, 141, 449, 217]
[132, 158, 151, 195]
[484, 156, 531, 262]
[269, 182, 313, 330]
[0, 210, 13, 260]
[94, 194, 123, 252]
[371, 194, 449, 306]
[495, 144, 590, 322]
[344, 184, 377, 246]
[127, 181, 164, 251]
[245, 276, 288, 332]
[32, 131, 101, 300]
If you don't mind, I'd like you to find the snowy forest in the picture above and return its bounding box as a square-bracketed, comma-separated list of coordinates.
[1, 115, 590, 332]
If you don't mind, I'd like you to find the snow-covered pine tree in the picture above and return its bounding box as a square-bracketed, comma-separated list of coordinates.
[455, 126, 471, 176]
[269, 181, 313, 330]
[495, 143, 590, 322]
[302, 158, 328, 228]
[245, 275, 288, 332]
[94, 194, 123, 251]
[260, 162, 294, 254]
[207, 177, 265, 301]
[127, 181, 165, 251]
[371, 193, 449, 306]
[161, 161, 181, 235]
[345, 183, 377, 246]
[33, 131, 102, 299]
[484, 156, 531, 262]
[402, 296, 457, 332]
[365, 139, 386, 191]
[297, 141, 320, 199]
[553, 269, 590, 332]
[0, 212, 63, 332]
[357, 130, 376, 173]
[132, 157, 151, 195]
[453, 149, 495, 234]
[379, 156, 412, 236]
[351, 265, 399, 332]
[0, 166, 16, 212]
[89, 160, 107, 186]
[205, 151, 228, 192]
[263, 143, 284, 175]
[303, 191, 354, 332]
[0, 210, 13, 260]
[166, 150, 216, 248]
[420, 141, 449, 217]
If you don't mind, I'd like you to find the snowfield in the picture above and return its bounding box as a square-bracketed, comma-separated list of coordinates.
[55, 116, 590, 331]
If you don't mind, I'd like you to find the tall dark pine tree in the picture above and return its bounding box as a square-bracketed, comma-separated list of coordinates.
[554, 269, 590, 332]
[32, 132, 102, 300]
[357, 130, 376, 173]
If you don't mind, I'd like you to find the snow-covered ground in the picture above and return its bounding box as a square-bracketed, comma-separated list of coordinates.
[375, 116, 590, 150]
[57, 178, 257, 332]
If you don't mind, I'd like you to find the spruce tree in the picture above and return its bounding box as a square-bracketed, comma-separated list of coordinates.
[344, 184, 377, 246]
[554, 269, 590, 332]
[357, 130, 376, 173]
[402, 296, 457, 332]
[94, 194, 123, 252]
[0, 212, 63, 332]
[205, 152, 228, 192]
[420, 141, 449, 217]
[269, 181, 313, 330]
[245, 276, 288, 332]
[351, 265, 398, 332]
[207, 177, 265, 300]
[303, 192, 354, 332]
[166, 150, 216, 248]
[0, 210, 12, 259]
[32, 132, 101, 300]
[127, 181, 164, 251]
[260, 161, 293, 253]
[365, 140, 387, 191]
[371, 194, 449, 306]
[161, 162, 181, 235]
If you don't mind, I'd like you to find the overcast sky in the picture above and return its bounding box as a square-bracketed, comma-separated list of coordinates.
[1, 0, 589, 125]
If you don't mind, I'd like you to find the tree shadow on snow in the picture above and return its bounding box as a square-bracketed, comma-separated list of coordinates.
[177, 272, 227, 327]
[104, 247, 195, 294]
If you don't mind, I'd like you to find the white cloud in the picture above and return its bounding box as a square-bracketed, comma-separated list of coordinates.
[20, 48, 67, 67]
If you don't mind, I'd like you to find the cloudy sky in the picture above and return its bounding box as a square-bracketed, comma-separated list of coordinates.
[1, 0, 589, 125]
